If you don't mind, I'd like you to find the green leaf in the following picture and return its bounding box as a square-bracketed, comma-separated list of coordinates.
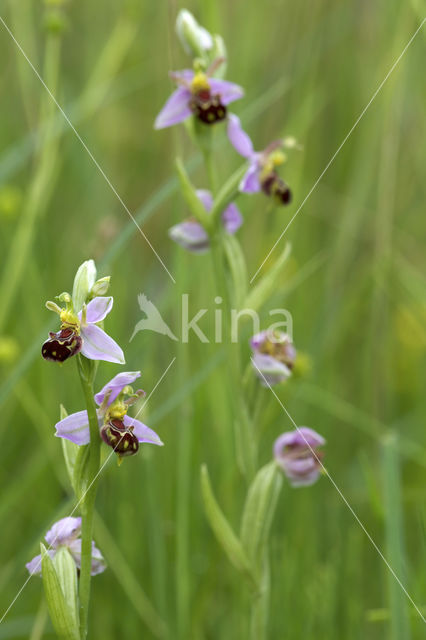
[53, 548, 79, 631]
[40, 545, 80, 640]
[240, 462, 282, 571]
[244, 242, 292, 313]
[60, 405, 80, 495]
[73, 444, 91, 501]
[175, 158, 211, 230]
[200, 465, 258, 591]
[210, 163, 248, 224]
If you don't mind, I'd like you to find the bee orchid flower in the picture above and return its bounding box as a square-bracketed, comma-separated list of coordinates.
[154, 60, 244, 130]
[251, 330, 296, 386]
[273, 428, 325, 487]
[227, 114, 292, 205]
[42, 296, 125, 365]
[26, 517, 106, 577]
[169, 188, 242, 253]
[55, 371, 163, 459]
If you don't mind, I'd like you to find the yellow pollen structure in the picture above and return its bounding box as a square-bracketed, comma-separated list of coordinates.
[190, 72, 210, 93]
[270, 150, 286, 167]
[59, 309, 79, 330]
[108, 402, 127, 421]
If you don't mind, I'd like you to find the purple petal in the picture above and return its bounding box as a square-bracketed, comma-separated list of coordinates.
[45, 517, 82, 547]
[240, 162, 261, 193]
[250, 331, 268, 351]
[170, 69, 194, 82]
[285, 465, 321, 488]
[123, 415, 164, 446]
[55, 410, 93, 445]
[26, 551, 55, 577]
[251, 353, 291, 386]
[154, 87, 192, 129]
[209, 79, 244, 105]
[80, 324, 125, 364]
[196, 189, 213, 212]
[274, 428, 326, 453]
[95, 371, 141, 407]
[68, 540, 107, 576]
[227, 114, 254, 158]
[222, 202, 243, 235]
[168, 220, 210, 253]
[81, 297, 113, 323]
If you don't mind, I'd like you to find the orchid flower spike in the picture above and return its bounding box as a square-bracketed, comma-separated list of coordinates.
[26, 517, 106, 577]
[55, 371, 163, 460]
[250, 330, 296, 386]
[169, 189, 242, 253]
[41, 260, 124, 364]
[154, 59, 243, 130]
[273, 428, 325, 487]
[228, 114, 293, 205]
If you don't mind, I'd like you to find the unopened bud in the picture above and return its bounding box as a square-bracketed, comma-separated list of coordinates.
[72, 260, 97, 312]
[176, 9, 213, 58]
[90, 276, 110, 298]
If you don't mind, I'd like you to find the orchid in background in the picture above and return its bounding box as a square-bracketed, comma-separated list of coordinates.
[228, 114, 293, 204]
[56, 370, 163, 458]
[250, 330, 296, 386]
[273, 428, 325, 487]
[169, 189, 242, 253]
[154, 60, 243, 130]
[26, 517, 106, 577]
[154, 10, 322, 640]
[42, 260, 124, 364]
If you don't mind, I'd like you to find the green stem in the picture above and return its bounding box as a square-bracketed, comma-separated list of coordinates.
[202, 147, 217, 196]
[76, 355, 101, 639]
[210, 236, 256, 481]
[250, 555, 270, 640]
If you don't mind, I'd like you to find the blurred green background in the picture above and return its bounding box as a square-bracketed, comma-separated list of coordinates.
[0, 0, 425, 638]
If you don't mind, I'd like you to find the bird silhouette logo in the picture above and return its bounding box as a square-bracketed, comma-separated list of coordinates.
[130, 294, 178, 342]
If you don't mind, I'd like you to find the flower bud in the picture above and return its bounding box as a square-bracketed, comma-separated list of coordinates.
[273, 428, 325, 487]
[72, 260, 97, 313]
[42, 328, 82, 362]
[176, 9, 213, 58]
[100, 419, 139, 457]
[90, 276, 111, 298]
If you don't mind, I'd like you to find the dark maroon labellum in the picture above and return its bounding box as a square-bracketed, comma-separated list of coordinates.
[261, 173, 292, 205]
[190, 89, 227, 125]
[100, 418, 139, 457]
[42, 327, 82, 362]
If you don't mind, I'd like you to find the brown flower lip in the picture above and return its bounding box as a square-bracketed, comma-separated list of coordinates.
[41, 327, 82, 362]
[100, 418, 139, 457]
[190, 89, 227, 125]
